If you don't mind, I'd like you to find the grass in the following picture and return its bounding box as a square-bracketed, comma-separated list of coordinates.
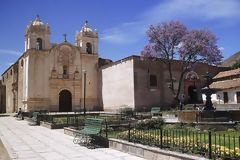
[47, 115, 123, 125]
[116, 128, 240, 159]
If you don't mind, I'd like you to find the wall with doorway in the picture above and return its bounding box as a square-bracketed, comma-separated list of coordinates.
[213, 88, 240, 104]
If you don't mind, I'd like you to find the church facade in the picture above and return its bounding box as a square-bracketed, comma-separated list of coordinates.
[1, 16, 100, 113]
[0, 16, 225, 113]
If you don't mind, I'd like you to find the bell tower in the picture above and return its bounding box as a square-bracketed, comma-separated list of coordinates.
[25, 15, 51, 51]
[75, 21, 98, 54]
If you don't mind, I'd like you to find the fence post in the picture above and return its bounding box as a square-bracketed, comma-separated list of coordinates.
[67, 115, 69, 126]
[128, 121, 131, 142]
[160, 128, 163, 149]
[74, 113, 76, 126]
[208, 131, 212, 159]
[105, 119, 108, 138]
[76, 116, 79, 128]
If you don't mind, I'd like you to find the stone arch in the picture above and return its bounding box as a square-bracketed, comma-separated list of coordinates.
[184, 71, 201, 104]
[185, 71, 199, 80]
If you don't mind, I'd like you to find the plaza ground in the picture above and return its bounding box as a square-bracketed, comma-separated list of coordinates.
[0, 117, 145, 160]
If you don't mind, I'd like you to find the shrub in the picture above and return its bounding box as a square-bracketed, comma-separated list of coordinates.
[135, 118, 165, 130]
[234, 122, 240, 131]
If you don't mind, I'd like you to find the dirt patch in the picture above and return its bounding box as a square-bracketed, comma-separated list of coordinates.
[0, 139, 10, 160]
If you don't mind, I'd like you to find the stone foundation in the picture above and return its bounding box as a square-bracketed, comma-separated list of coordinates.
[109, 138, 207, 160]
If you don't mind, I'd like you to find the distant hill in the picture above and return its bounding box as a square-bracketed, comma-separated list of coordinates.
[222, 51, 240, 67]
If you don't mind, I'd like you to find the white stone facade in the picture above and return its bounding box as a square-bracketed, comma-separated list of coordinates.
[1, 16, 100, 112]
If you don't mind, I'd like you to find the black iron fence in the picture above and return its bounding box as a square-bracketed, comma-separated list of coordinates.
[114, 123, 240, 160]
[30, 112, 240, 159]
[37, 113, 95, 126]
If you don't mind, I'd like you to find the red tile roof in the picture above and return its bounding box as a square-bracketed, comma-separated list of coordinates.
[210, 79, 240, 90]
[213, 68, 240, 79]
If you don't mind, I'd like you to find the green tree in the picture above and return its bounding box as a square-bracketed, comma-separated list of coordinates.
[232, 60, 240, 69]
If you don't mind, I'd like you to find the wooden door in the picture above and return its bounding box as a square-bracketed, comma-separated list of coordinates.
[237, 92, 240, 103]
[59, 90, 72, 112]
[223, 92, 228, 104]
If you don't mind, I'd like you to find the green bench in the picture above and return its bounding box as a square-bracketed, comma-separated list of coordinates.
[31, 112, 40, 124]
[151, 107, 161, 117]
[73, 118, 103, 145]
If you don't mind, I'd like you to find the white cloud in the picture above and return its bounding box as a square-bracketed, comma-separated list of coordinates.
[8, 62, 14, 66]
[219, 47, 224, 51]
[143, 0, 240, 22]
[0, 49, 21, 56]
[100, 21, 144, 44]
[101, 0, 240, 44]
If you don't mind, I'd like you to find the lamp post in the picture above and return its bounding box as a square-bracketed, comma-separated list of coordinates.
[202, 72, 215, 110]
[193, 77, 197, 109]
[83, 70, 86, 116]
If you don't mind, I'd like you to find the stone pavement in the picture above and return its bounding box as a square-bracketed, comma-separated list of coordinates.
[0, 139, 10, 160]
[0, 117, 145, 160]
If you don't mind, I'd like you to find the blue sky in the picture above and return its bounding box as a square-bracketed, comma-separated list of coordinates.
[0, 0, 240, 75]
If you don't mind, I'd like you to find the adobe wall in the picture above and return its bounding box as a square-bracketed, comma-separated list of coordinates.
[133, 57, 223, 110]
[101, 59, 135, 111]
[0, 81, 6, 113]
[1, 64, 18, 113]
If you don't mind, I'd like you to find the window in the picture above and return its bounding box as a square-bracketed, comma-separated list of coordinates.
[223, 92, 228, 104]
[2, 77, 4, 82]
[236, 92, 240, 103]
[10, 69, 12, 75]
[86, 42, 92, 54]
[150, 74, 157, 87]
[63, 65, 68, 78]
[36, 38, 43, 50]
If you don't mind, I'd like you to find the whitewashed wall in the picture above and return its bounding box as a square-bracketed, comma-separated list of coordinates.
[101, 59, 134, 111]
[202, 87, 240, 104]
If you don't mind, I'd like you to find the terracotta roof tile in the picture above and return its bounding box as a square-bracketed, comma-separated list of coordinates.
[210, 79, 240, 90]
[213, 68, 240, 79]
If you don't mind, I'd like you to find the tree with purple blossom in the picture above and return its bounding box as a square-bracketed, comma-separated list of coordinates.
[141, 21, 223, 106]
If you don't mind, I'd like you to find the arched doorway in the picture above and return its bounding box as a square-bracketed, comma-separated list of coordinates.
[59, 90, 72, 112]
[188, 86, 198, 103]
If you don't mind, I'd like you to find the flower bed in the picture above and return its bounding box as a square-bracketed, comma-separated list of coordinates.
[117, 129, 240, 159]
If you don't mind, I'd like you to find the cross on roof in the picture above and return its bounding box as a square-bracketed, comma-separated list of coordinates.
[63, 33, 67, 42]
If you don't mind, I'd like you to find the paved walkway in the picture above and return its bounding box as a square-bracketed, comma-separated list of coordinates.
[0, 117, 145, 160]
[0, 139, 10, 160]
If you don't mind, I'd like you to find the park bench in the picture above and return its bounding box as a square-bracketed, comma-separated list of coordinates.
[73, 118, 103, 145]
[31, 112, 40, 124]
[151, 107, 161, 117]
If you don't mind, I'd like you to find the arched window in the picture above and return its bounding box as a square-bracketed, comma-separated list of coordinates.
[36, 38, 43, 50]
[86, 42, 92, 54]
[63, 65, 68, 78]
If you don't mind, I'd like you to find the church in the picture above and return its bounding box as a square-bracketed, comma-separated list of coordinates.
[0, 16, 224, 113]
